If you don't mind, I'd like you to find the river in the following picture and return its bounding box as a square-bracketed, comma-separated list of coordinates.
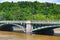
[0, 28, 60, 40]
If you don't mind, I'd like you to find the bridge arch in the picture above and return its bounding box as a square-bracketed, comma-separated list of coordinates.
[32, 24, 60, 35]
[0, 24, 25, 32]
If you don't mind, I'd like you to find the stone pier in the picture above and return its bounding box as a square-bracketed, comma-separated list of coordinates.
[26, 21, 32, 34]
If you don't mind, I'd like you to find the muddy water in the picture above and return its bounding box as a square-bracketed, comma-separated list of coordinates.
[0, 31, 60, 40]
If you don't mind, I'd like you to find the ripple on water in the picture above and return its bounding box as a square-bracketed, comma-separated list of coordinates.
[0, 35, 24, 40]
[0, 31, 60, 40]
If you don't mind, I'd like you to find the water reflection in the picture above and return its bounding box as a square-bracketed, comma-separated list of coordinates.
[0, 31, 60, 40]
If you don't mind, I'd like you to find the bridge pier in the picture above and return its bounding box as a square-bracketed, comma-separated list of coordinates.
[26, 21, 32, 34]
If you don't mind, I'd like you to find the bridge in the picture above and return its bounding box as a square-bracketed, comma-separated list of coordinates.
[0, 21, 60, 35]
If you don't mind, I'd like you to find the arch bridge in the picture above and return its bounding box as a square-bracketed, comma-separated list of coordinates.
[0, 20, 60, 35]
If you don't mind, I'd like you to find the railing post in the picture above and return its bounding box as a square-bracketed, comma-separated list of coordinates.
[26, 21, 32, 34]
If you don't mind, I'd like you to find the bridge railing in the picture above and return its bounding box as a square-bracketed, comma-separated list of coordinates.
[31, 20, 60, 24]
[0, 20, 60, 24]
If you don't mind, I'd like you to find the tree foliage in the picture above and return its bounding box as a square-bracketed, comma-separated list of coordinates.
[0, 1, 60, 20]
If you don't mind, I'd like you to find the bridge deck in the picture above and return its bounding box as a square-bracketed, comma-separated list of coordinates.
[0, 21, 60, 24]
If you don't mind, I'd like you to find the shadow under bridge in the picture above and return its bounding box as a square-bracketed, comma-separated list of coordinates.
[0, 23, 26, 32]
[32, 24, 60, 35]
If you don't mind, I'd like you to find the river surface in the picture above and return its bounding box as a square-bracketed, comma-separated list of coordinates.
[0, 29, 60, 40]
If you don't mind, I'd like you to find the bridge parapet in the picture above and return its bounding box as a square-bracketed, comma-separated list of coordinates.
[0, 21, 26, 24]
[31, 20, 60, 24]
[0, 20, 60, 24]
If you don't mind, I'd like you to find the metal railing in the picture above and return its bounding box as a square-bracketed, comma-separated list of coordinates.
[0, 20, 60, 24]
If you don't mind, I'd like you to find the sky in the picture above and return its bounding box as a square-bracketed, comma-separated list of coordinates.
[0, 0, 60, 4]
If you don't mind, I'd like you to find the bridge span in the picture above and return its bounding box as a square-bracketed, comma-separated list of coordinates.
[0, 21, 60, 35]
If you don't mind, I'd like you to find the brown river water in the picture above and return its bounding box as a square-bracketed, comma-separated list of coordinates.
[0, 28, 60, 40]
